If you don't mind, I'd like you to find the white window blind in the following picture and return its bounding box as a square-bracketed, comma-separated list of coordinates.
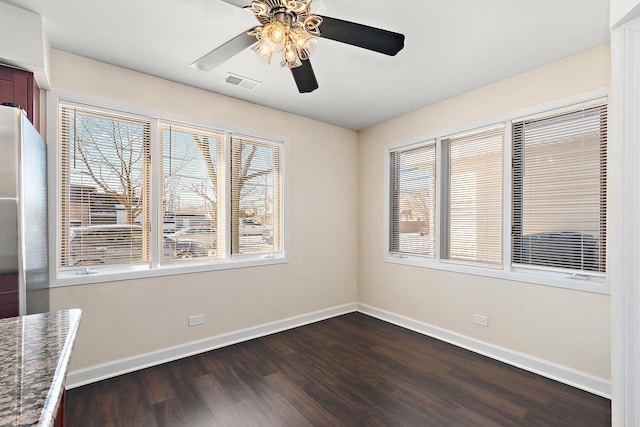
[441, 126, 504, 265]
[230, 136, 282, 255]
[389, 144, 436, 256]
[161, 123, 224, 262]
[512, 105, 607, 273]
[59, 105, 151, 268]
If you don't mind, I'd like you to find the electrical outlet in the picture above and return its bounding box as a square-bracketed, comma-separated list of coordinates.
[188, 314, 204, 327]
[472, 314, 489, 327]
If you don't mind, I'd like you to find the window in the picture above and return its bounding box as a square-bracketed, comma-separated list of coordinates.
[58, 104, 285, 279]
[385, 96, 608, 291]
[512, 105, 607, 274]
[60, 106, 151, 268]
[231, 136, 282, 255]
[442, 126, 503, 265]
[161, 123, 223, 261]
[389, 143, 436, 257]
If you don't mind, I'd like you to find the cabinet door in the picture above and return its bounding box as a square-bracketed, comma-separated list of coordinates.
[0, 78, 13, 103]
[0, 65, 39, 131]
[0, 273, 19, 319]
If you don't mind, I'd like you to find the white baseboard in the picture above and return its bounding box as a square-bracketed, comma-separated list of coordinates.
[357, 303, 611, 399]
[67, 302, 611, 399]
[66, 303, 357, 389]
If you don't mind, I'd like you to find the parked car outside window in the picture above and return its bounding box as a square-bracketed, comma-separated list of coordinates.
[515, 231, 601, 272]
[169, 226, 217, 249]
[261, 227, 274, 245]
[69, 224, 208, 266]
[240, 218, 267, 236]
[418, 226, 430, 236]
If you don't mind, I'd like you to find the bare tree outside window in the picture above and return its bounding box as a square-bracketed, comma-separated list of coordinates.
[191, 134, 218, 202]
[73, 114, 150, 225]
[161, 126, 220, 258]
[162, 129, 280, 256]
[59, 107, 152, 268]
[231, 137, 280, 254]
[162, 128, 217, 222]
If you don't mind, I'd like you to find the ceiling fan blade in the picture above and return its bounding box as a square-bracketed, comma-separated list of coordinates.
[191, 31, 256, 71]
[317, 16, 405, 56]
[218, 0, 246, 7]
[291, 60, 319, 93]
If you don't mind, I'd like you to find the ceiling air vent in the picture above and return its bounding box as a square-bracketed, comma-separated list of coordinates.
[224, 73, 261, 91]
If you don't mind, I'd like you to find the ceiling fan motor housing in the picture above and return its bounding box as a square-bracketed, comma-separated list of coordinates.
[272, 7, 295, 26]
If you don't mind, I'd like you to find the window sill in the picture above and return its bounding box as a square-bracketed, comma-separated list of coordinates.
[384, 253, 610, 295]
[51, 253, 289, 287]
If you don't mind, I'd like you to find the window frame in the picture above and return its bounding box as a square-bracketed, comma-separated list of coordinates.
[229, 133, 284, 257]
[388, 140, 437, 258]
[383, 90, 609, 295]
[511, 105, 607, 274]
[59, 105, 153, 269]
[440, 124, 505, 266]
[49, 99, 288, 287]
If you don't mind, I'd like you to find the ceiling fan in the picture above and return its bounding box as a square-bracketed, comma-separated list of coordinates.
[191, 0, 405, 93]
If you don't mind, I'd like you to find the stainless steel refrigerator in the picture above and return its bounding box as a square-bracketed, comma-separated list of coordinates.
[0, 104, 48, 317]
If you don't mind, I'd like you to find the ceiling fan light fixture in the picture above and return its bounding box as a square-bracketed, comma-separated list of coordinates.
[302, 15, 322, 36]
[288, 27, 308, 48]
[251, 20, 290, 65]
[252, 40, 274, 64]
[245, 0, 321, 69]
[282, 43, 302, 68]
[283, 0, 311, 14]
[261, 21, 287, 50]
[245, 0, 269, 17]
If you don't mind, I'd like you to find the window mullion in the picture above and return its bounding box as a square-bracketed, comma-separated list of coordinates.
[438, 138, 449, 261]
[435, 138, 443, 261]
[149, 118, 161, 268]
[223, 131, 232, 259]
[503, 122, 513, 271]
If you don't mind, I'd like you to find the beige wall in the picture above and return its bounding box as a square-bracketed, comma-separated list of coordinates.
[357, 44, 612, 379]
[48, 50, 358, 370]
[47, 44, 612, 380]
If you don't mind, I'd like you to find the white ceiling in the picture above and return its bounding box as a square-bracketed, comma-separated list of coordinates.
[1, 0, 610, 130]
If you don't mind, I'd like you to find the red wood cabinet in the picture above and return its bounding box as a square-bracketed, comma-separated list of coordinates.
[0, 273, 19, 319]
[0, 64, 40, 132]
[54, 390, 66, 427]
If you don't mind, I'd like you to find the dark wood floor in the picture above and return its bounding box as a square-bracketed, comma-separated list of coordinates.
[66, 312, 611, 426]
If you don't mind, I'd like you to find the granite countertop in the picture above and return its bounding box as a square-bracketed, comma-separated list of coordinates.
[0, 309, 82, 427]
